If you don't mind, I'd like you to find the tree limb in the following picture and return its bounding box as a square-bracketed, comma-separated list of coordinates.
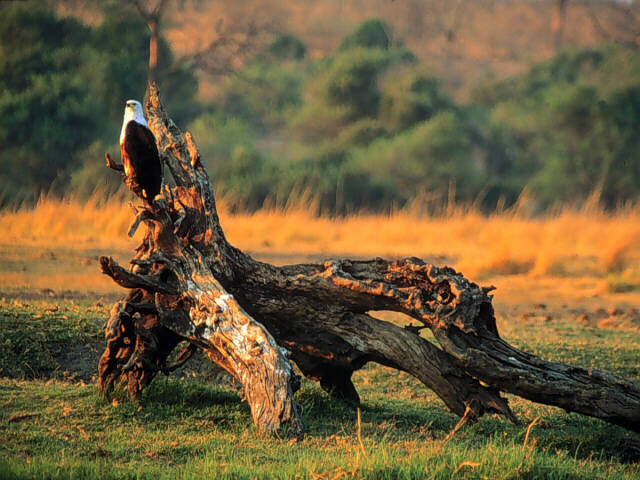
[98, 83, 640, 440]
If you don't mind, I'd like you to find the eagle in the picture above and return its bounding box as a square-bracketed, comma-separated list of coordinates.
[120, 99, 162, 204]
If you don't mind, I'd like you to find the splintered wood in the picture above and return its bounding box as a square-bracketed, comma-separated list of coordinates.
[98, 83, 640, 438]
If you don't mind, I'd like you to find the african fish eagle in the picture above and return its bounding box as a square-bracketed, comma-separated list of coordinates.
[120, 99, 162, 204]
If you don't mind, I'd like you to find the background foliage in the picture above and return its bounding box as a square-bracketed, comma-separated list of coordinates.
[1, 1, 639, 213]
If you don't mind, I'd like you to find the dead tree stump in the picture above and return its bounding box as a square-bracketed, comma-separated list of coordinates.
[98, 84, 640, 438]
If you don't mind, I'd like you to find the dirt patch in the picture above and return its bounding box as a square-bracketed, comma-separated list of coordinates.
[575, 307, 640, 332]
[55, 338, 228, 384]
[55, 339, 104, 382]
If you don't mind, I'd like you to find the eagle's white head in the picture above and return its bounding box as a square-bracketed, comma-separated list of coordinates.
[120, 99, 148, 144]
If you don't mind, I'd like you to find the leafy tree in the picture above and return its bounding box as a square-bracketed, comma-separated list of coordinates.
[379, 67, 454, 133]
[91, 7, 199, 127]
[476, 46, 640, 208]
[188, 112, 274, 208]
[220, 61, 307, 130]
[0, 1, 199, 203]
[322, 47, 393, 119]
[339, 19, 392, 51]
[219, 34, 309, 130]
[343, 112, 485, 209]
[267, 33, 306, 60]
[293, 46, 413, 141]
[0, 2, 99, 197]
[271, 142, 348, 211]
[290, 20, 415, 144]
[336, 118, 388, 147]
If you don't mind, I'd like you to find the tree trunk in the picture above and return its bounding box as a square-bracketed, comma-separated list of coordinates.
[551, 0, 569, 51]
[148, 19, 159, 84]
[98, 83, 640, 438]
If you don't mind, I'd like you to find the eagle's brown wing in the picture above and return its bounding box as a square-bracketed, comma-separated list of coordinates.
[123, 120, 162, 202]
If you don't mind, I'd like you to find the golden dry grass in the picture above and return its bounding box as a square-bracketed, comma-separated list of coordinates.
[1, 194, 640, 301]
[2, 194, 640, 274]
[0, 192, 138, 249]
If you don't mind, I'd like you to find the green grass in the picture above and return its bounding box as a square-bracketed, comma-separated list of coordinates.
[1, 298, 639, 479]
[0, 298, 104, 379]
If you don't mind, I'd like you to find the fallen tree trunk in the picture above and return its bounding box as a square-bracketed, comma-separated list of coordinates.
[98, 84, 640, 437]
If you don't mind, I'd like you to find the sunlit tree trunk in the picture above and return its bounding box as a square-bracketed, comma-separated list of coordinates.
[551, 0, 569, 51]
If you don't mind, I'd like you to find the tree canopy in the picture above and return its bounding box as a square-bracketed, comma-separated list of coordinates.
[0, 1, 198, 202]
[2, 8, 640, 213]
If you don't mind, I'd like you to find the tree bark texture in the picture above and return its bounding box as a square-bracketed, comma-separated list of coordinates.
[98, 83, 640, 438]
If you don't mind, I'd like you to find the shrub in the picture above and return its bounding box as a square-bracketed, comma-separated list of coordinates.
[476, 46, 640, 208]
[344, 112, 485, 208]
[267, 33, 306, 60]
[339, 19, 392, 51]
[379, 67, 454, 132]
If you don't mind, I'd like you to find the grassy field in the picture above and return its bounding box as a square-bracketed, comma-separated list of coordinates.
[1, 198, 640, 478]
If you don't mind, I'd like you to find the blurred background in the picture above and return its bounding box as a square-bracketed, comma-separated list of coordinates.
[1, 0, 639, 214]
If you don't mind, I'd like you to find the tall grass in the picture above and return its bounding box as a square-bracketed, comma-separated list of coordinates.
[0, 191, 137, 249]
[1, 193, 639, 282]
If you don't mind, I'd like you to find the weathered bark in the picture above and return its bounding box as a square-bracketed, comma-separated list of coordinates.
[99, 105, 302, 436]
[98, 83, 640, 437]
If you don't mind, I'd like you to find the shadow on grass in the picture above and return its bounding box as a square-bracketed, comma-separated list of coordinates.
[468, 409, 640, 464]
[295, 383, 459, 438]
[100, 378, 250, 429]
[143, 377, 242, 408]
[529, 415, 640, 464]
[105, 377, 640, 464]
[297, 381, 640, 464]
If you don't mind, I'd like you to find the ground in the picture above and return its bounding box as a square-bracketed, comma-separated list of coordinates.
[0, 201, 639, 479]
